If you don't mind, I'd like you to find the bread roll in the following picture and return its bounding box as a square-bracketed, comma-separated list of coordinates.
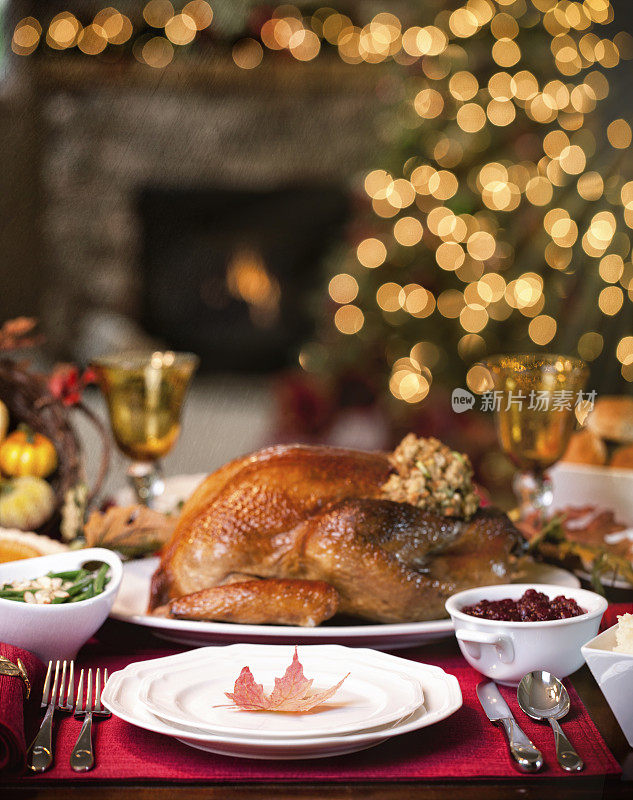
[561, 429, 607, 466]
[610, 444, 633, 469]
[585, 396, 633, 443]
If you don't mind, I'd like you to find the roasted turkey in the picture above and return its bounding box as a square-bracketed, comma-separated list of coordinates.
[150, 440, 522, 625]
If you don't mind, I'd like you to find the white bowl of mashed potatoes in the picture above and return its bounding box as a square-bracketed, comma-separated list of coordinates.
[582, 614, 633, 746]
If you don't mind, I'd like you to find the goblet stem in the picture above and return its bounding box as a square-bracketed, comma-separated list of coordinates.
[513, 469, 553, 523]
[127, 460, 165, 507]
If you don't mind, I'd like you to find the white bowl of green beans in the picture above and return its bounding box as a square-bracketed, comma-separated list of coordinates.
[0, 547, 123, 662]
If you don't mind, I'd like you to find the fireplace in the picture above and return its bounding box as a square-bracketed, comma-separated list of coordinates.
[26, 56, 380, 362]
[138, 184, 348, 371]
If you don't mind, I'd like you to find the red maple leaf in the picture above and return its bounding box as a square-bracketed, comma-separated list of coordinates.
[223, 647, 348, 713]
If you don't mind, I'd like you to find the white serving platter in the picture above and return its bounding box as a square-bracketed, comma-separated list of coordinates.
[111, 555, 580, 651]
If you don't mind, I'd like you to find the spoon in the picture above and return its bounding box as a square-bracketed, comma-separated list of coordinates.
[517, 671, 584, 772]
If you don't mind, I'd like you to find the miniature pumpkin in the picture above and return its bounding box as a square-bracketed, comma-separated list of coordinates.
[0, 477, 56, 530]
[0, 425, 58, 478]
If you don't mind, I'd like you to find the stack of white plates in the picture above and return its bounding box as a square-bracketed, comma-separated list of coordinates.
[101, 644, 462, 759]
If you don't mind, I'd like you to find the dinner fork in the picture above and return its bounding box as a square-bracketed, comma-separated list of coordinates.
[28, 660, 74, 773]
[70, 668, 110, 772]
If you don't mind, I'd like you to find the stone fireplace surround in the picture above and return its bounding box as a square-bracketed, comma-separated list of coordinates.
[28, 58, 381, 362]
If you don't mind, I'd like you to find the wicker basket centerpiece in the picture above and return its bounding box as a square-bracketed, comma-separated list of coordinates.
[0, 319, 109, 538]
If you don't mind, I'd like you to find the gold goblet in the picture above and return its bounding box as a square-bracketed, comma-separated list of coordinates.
[481, 354, 589, 521]
[92, 351, 199, 506]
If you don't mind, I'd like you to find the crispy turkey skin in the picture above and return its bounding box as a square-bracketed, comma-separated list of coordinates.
[150, 443, 522, 624]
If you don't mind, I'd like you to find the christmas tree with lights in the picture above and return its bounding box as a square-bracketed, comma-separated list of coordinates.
[298, 0, 633, 425]
[10, 1, 633, 436]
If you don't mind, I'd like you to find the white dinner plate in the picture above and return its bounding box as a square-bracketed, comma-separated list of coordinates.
[137, 644, 424, 739]
[113, 473, 207, 514]
[575, 570, 633, 590]
[550, 464, 633, 589]
[110, 556, 580, 650]
[101, 647, 462, 760]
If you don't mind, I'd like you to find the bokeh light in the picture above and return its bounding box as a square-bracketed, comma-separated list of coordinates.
[143, 1, 174, 28]
[77, 24, 107, 55]
[46, 12, 81, 50]
[357, 238, 387, 268]
[528, 315, 557, 345]
[607, 118, 632, 148]
[183, 1, 213, 30]
[165, 14, 196, 45]
[140, 35, 174, 67]
[578, 331, 604, 361]
[12, 18, 41, 55]
[335, 305, 364, 334]
[232, 39, 263, 69]
[329, 274, 359, 304]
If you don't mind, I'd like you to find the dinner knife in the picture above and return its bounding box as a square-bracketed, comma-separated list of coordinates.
[476, 680, 544, 772]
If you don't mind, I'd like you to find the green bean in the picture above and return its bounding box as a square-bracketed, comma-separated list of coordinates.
[0, 590, 26, 600]
[2, 563, 110, 605]
[46, 569, 76, 580]
[93, 563, 109, 594]
[66, 577, 95, 597]
[70, 585, 95, 603]
[47, 569, 88, 581]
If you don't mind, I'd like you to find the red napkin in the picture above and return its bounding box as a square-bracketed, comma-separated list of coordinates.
[0, 643, 45, 775]
[600, 602, 633, 632]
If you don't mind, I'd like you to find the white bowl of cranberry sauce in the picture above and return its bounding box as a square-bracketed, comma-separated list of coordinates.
[445, 584, 608, 686]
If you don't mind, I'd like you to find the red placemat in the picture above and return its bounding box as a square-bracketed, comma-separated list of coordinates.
[17, 624, 620, 784]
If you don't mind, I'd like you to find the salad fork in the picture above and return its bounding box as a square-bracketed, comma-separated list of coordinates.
[71, 668, 110, 772]
[28, 660, 74, 773]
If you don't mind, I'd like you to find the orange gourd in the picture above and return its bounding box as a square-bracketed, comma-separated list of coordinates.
[0, 425, 58, 478]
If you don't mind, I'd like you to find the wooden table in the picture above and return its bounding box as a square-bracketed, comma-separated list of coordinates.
[5, 629, 632, 800]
